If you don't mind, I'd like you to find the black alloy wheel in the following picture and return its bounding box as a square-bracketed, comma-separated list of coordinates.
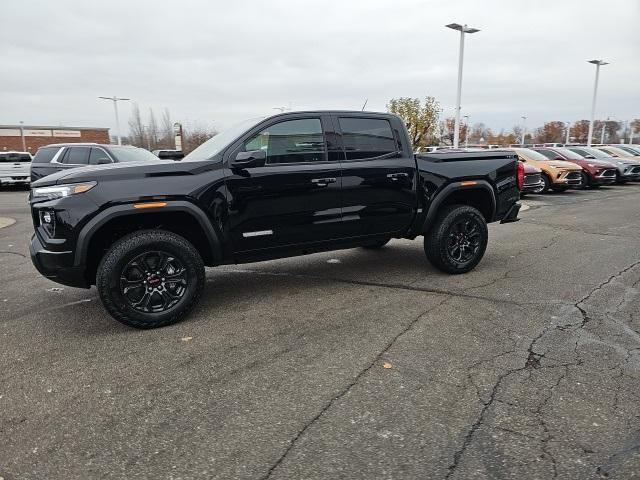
[424, 204, 488, 274]
[120, 251, 188, 313]
[445, 217, 483, 264]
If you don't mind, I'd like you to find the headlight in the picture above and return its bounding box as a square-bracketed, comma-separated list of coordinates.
[31, 182, 96, 201]
[587, 163, 595, 167]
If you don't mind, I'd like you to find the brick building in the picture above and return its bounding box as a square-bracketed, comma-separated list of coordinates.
[0, 125, 110, 154]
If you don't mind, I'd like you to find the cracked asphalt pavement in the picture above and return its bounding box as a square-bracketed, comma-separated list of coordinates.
[1, 185, 640, 479]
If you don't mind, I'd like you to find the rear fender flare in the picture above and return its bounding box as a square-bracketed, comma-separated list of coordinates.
[422, 180, 496, 233]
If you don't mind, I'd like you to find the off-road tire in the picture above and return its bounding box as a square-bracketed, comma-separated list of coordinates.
[424, 204, 488, 274]
[97, 230, 205, 329]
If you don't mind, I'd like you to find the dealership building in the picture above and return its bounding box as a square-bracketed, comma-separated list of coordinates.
[0, 125, 110, 154]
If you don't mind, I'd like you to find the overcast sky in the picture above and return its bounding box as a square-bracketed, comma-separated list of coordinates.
[1, 0, 638, 135]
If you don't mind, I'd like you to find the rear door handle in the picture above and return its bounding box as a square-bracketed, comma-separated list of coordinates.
[311, 177, 337, 187]
[387, 172, 409, 180]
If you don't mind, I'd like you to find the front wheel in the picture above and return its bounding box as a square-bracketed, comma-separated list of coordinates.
[424, 204, 488, 274]
[97, 230, 205, 329]
[577, 171, 590, 190]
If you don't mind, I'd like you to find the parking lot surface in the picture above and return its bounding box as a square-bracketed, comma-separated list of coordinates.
[1, 185, 640, 480]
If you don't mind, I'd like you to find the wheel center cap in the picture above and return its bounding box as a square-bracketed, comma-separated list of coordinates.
[148, 276, 161, 287]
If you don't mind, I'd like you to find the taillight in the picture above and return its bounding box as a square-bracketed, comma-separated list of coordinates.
[517, 162, 525, 190]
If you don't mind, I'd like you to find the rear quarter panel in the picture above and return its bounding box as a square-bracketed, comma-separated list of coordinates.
[415, 153, 519, 221]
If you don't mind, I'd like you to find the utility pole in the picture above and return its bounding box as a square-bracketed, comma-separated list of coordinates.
[19, 121, 26, 151]
[98, 96, 130, 145]
[446, 23, 480, 148]
[587, 60, 608, 146]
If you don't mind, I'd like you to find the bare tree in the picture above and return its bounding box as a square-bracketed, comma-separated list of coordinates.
[128, 102, 145, 147]
[160, 109, 174, 149]
[148, 108, 159, 151]
[182, 123, 218, 154]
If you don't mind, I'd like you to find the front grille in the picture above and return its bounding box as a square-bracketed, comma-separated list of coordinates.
[601, 169, 616, 177]
[524, 173, 541, 186]
[566, 172, 581, 180]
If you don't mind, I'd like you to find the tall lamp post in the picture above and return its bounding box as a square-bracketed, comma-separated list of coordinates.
[565, 121, 571, 144]
[520, 116, 527, 145]
[445, 23, 480, 148]
[99, 96, 130, 145]
[587, 60, 608, 146]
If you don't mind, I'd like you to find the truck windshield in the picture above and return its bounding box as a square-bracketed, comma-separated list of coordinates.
[183, 117, 266, 161]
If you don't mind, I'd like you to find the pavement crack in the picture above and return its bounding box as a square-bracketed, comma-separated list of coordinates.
[260, 297, 449, 479]
[0, 250, 26, 258]
[226, 268, 553, 308]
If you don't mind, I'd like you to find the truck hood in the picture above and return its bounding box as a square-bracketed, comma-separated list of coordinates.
[31, 160, 195, 187]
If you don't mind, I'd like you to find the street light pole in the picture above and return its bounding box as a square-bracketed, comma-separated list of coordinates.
[565, 121, 571, 145]
[99, 96, 130, 145]
[446, 23, 480, 149]
[520, 116, 527, 145]
[19, 121, 26, 151]
[587, 60, 608, 146]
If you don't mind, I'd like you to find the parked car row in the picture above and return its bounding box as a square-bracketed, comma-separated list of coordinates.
[511, 145, 640, 194]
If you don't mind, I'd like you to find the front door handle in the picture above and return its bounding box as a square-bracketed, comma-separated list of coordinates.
[311, 177, 337, 187]
[387, 172, 409, 181]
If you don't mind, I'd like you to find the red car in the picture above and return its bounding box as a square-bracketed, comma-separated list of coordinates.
[520, 161, 544, 195]
[532, 146, 617, 188]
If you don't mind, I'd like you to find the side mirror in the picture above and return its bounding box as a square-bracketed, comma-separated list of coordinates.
[97, 158, 112, 165]
[231, 149, 266, 168]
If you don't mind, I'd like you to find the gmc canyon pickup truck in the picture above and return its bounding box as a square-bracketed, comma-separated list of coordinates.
[29, 111, 522, 329]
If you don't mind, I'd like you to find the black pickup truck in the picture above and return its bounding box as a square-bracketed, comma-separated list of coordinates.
[29, 111, 522, 328]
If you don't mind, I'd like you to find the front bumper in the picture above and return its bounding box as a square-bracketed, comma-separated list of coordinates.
[592, 170, 617, 185]
[620, 167, 640, 181]
[0, 176, 30, 185]
[29, 233, 89, 288]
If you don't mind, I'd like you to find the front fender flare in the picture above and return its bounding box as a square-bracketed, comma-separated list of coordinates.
[74, 200, 223, 267]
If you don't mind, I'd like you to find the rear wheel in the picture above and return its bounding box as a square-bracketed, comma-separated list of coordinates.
[424, 205, 488, 274]
[97, 230, 205, 329]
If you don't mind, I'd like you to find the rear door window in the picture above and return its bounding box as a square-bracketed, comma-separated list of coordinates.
[32, 147, 61, 163]
[62, 146, 90, 165]
[338, 117, 397, 160]
[89, 147, 112, 165]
